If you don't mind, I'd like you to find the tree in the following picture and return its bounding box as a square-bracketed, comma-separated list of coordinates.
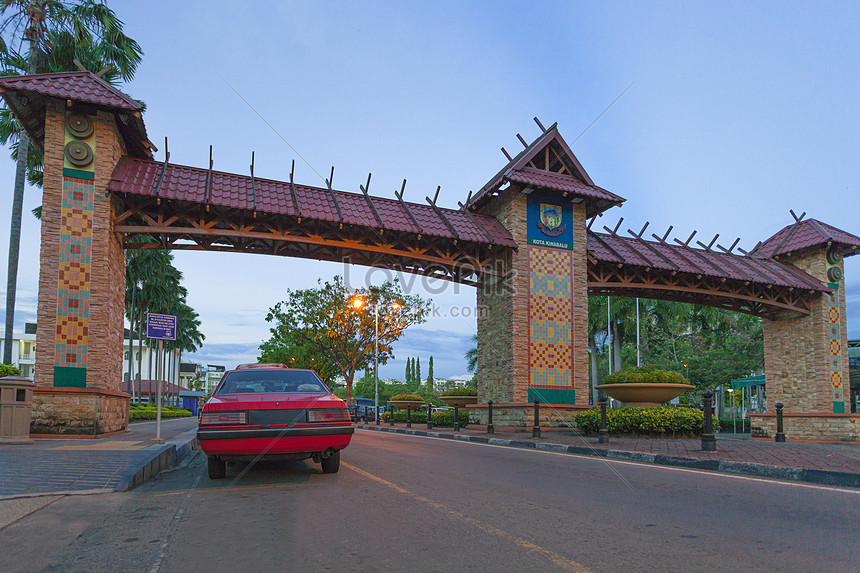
[405, 357, 412, 384]
[427, 356, 434, 391]
[416, 357, 421, 385]
[258, 327, 340, 386]
[0, 0, 143, 364]
[465, 334, 477, 374]
[263, 275, 429, 405]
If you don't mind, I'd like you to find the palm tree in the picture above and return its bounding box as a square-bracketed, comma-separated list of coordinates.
[0, 0, 142, 363]
[465, 334, 477, 374]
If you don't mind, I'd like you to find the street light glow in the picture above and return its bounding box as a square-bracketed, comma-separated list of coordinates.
[352, 298, 364, 309]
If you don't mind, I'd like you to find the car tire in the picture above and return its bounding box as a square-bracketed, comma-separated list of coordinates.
[320, 450, 340, 474]
[208, 455, 226, 479]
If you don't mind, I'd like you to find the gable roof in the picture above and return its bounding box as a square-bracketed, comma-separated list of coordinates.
[756, 218, 860, 259]
[0, 71, 151, 159]
[466, 123, 624, 217]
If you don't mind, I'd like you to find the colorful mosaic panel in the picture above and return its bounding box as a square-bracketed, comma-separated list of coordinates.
[528, 246, 573, 391]
[826, 282, 843, 412]
[54, 176, 94, 380]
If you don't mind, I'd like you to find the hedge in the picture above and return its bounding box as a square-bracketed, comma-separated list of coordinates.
[129, 405, 193, 421]
[575, 406, 706, 437]
[381, 410, 469, 428]
[601, 367, 689, 385]
[389, 393, 424, 402]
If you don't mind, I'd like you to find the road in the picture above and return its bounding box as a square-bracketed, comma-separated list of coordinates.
[1, 430, 858, 572]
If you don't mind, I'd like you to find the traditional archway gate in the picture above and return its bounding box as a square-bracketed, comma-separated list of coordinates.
[2, 72, 857, 439]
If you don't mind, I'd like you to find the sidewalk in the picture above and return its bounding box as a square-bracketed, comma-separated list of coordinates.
[357, 422, 860, 488]
[0, 417, 199, 500]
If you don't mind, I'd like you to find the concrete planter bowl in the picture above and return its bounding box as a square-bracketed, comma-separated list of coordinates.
[595, 383, 694, 407]
[389, 400, 425, 411]
[440, 395, 478, 408]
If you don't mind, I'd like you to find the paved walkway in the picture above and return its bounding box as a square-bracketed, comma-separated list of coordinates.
[0, 417, 198, 499]
[357, 422, 860, 487]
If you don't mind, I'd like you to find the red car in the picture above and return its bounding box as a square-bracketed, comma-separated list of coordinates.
[197, 363, 353, 479]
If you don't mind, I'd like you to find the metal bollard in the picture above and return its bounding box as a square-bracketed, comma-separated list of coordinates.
[376, 406, 380, 425]
[701, 389, 716, 451]
[427, 406, 433, 430]
[453, 402, 460, 431]
[406, 404, 412, 428]
[532, 399, 541, 439]
[389, 407, 394, 427]
[487, 399, 495, 434]
[598, 395, 609, 444]
[775, 402, 786, 442]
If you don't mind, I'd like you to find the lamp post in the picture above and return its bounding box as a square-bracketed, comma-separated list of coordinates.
[352, 297, 400, 426]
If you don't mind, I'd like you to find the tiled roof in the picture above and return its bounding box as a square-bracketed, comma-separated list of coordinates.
[756, 219, 860, 258]
[587, 231, 828, 291]
[109, 157, 517, 247]
[508, 167, 624, 204]
[0, 71, 142, 111]
[467, 124, 624, 217]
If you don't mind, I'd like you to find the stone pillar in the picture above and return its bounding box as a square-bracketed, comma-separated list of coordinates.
[476, 188, 589, 408]
[31, 99, 128, 435]
[762, 248, 849, 414]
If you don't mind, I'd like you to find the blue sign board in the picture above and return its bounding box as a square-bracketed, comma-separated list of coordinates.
[146, 313, 177, 341]
[526, 190, 573, 250]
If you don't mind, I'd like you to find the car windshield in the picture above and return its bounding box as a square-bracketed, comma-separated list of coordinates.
[215, 369, 328, 395]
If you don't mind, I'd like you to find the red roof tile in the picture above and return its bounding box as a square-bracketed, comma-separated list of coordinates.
[509, 167, 624, 204]
[587, 231, 827, 291]
[468, 124, 624, 217]
[0, 71, 142, 111]
[756, 219, 860, 258]
[109, 158, 516, 247]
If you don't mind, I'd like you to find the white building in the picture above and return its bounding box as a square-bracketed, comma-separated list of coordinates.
[0, 322, 37, 379]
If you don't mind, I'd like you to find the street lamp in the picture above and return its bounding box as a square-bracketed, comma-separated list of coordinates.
[352, 297, 401, 424]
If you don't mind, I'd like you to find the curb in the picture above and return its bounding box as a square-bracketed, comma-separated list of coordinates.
[117, 431, 198, 492]
[356, 425, 860, 489]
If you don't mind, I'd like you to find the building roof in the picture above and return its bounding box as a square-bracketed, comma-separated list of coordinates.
[756, 218, 860, 259]
[467, 123, 625, 217]
[0, 71, 142, 111]
[109, 157, 517, 247]
[587, 231, 828, 291]
[0, 71, 151, 158]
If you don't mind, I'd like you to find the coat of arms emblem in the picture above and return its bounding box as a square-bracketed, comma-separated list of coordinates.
[536, 203, 565, 237]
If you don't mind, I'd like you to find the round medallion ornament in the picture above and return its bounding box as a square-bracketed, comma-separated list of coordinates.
[64, 140, 94, 167]
[827, 266, 843, 282]
[65, 115, 94, 139]
[826, 246, 841, 266]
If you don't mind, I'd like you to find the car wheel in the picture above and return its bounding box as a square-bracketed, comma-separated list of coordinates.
[320, 450, 340, 474]
[208, 455, 226, 479]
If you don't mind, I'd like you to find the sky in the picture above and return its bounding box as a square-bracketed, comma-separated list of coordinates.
[1, 1, 858, 380]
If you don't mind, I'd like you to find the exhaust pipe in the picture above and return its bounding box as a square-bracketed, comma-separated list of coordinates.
[320, 447, 335, 460]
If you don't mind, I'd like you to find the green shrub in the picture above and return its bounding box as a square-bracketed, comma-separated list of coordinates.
[439, 387, 478, 397]
[390, 393, 424, 402]
[129, 405, 193, 421]
[718, 418, 751, 433]
[575, 406, 706, 436]
[0, 364, 21, 377]
[381, 410, 468, 428]
[601, 367, 689, 385]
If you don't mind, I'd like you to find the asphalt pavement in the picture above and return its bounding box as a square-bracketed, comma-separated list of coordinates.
[1, 429, 858, 572]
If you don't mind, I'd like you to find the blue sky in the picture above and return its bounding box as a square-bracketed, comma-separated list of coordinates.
[0, 1, 858, 379]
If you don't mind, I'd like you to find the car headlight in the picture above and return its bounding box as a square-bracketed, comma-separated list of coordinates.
[200, 411, 248, 425]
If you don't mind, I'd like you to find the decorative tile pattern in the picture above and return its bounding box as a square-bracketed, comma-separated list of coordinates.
[54, 176, 94, 371]
[826, 282, 843, 409]
[529, 246, 573, 388]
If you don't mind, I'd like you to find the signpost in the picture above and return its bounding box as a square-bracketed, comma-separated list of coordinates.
[147, 313, 176, 445]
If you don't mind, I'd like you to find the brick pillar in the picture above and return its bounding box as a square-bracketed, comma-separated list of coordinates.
[477, 189, 589, 406]
[763, 248, 849, 414]
[34, 100, 126, 392]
